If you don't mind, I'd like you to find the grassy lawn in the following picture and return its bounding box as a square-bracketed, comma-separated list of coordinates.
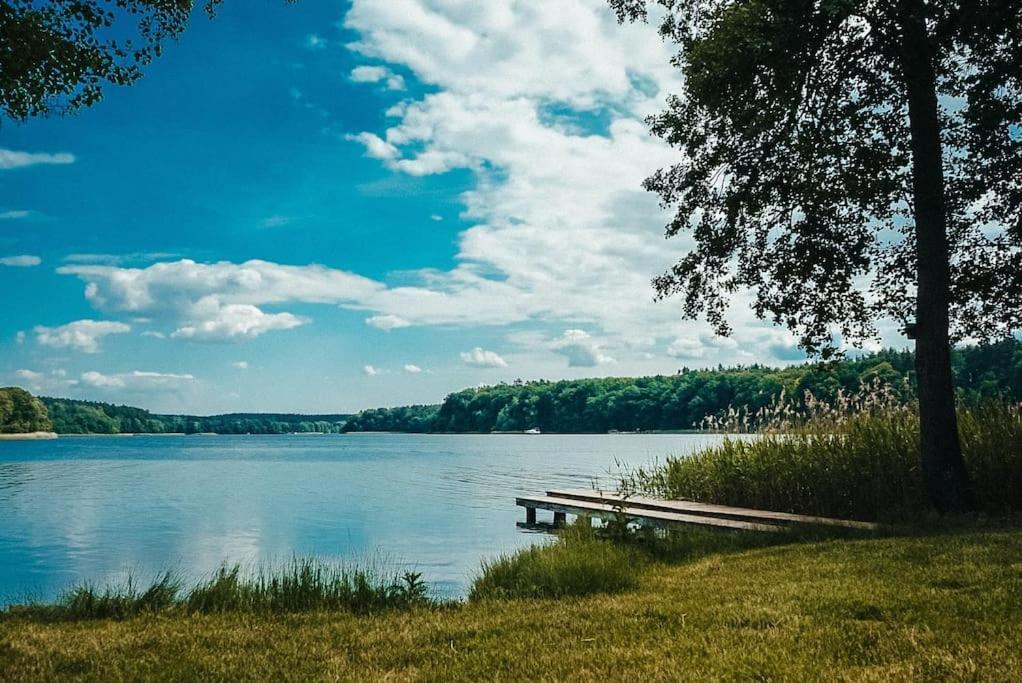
[2, 528, 1020, 681]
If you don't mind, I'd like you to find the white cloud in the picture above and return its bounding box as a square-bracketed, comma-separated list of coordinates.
[15, 369, 43, 382]
[550, 329, 614, 367]
[79, 370, 195, 390]
[15, 331, 25, 344]
[0, 255, 41, 267]
[47, 3, 808, 368]
[366, 314, 411, 330]
[430, 214, 444, 222]
[34, 319, 131, 353]
[261, 215, 292, 228]
[232, 361, 249, 370]
[363, 364, 381, 376]
[460, 347, 508, 368]
[306, 34, 327, 49]
[58, 259, 379, 344]
[0, 210, 30, 220]
[666, 338, 704, 360]
[141, 330, 166, 339]
[350, 65, 406, 90]
[403, 364, 423, 374]
[170, 302, 306, 342]
[0, 148, 75, 170]
[347, 132, 400, 160]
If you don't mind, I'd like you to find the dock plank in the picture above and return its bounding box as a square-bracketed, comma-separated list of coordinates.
[516, 495, 784, 533]
[545, 489, 880, 531]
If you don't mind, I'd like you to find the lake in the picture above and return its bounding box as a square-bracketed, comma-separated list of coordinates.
[0, 433, 727, 602]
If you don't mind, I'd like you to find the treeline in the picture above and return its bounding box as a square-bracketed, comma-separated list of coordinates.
[0, 387, 52, 434]
[343, 341, 1022, 434]
[39, 397, 351, 435]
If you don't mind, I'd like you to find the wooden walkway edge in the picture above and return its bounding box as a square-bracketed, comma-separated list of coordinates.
[517, 489, 880, 532]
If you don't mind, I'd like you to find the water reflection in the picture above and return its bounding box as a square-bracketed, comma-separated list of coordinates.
[0, 433, 727, 601]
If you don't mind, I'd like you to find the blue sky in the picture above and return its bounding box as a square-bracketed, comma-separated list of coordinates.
[0, 0, 847, 414]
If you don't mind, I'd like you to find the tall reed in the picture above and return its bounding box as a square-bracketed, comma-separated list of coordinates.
[626, 384, 1022, 523]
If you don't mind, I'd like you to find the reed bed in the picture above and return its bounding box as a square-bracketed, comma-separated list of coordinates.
[625, 383, 1022, 523]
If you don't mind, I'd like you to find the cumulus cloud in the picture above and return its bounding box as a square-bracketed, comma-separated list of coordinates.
[15, 369, 43, 382]
[550, 329, 614, 367]
[0, 148, 75, 170]
[79, 370, 195, 390]
[346, 132, 400, 161]
[0, 255, 41, 267]
[47, 3, 817, 367]
[34, 319, 131, 353]
[12, 368, 76, 394]
[306, 33, 327, 49]
[57, 259, 377, 344]
[232, 361, 249, 369]
[666, 338, 704, 360]
[363, 364, 381, 376]
[170, 302, 306, 342]
[350, 65, 406, 90]
[460, 347, 508, 368]
[403, 364, 423, 374]
[366, 314, 411, 330]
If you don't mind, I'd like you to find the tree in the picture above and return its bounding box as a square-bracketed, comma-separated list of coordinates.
[0, 1, 244, 121]
[609, 0, 1022, 512]
[0, 387, 52, 433]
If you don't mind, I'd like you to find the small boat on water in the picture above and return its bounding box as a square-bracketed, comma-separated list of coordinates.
[524, 428, 541, 435]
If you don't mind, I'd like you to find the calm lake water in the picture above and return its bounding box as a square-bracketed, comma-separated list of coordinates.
[0, 433, 727, 602]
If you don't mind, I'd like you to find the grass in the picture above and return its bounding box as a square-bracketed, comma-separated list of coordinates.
[1, 527, 1020, 680]
[625, 401, 1022, 523]
[4, 558, 431, 622]
[470, 523, 643, 600]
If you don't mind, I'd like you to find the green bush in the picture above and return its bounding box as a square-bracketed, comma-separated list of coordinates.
[470, 524, 641, 600]
[626, 402, 1022, 523]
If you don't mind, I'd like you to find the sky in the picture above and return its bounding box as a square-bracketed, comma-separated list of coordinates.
[0, 0, 898, 415]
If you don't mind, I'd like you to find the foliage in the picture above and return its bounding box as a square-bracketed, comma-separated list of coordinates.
[39, 396, 351, 435]
[2, 530, 1021, 679]
[0, 1, 213, 120]
[609, 0, 1022, 353]
[625, 400, 1022, 523]
[340, 404, 440, 433]
[343, 341, 1022, 433]
[0, 386, 51, 433]
[470, 523, 642, 601]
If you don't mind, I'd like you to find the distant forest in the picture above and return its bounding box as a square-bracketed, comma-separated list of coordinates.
[39, 398, 351, 435]
[342, 341, 1022, 434]
[4, 341, 1020, 436]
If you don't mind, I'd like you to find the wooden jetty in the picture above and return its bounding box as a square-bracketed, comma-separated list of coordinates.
[516, 489, 880, 532]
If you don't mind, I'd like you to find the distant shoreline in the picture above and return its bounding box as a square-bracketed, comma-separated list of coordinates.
[0, 431, 58, 441]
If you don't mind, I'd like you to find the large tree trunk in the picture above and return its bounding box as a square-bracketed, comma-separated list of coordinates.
[898, 4, 973, 513]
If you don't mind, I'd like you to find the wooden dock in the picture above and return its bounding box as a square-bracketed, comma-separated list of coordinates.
[516, 489, 880, 532]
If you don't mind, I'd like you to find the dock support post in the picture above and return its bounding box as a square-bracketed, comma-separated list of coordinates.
[553, 511, 567, 527]
[526, 507, 536, 525]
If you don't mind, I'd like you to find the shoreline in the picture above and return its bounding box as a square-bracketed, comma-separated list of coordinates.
[0, 431, 58, 441]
